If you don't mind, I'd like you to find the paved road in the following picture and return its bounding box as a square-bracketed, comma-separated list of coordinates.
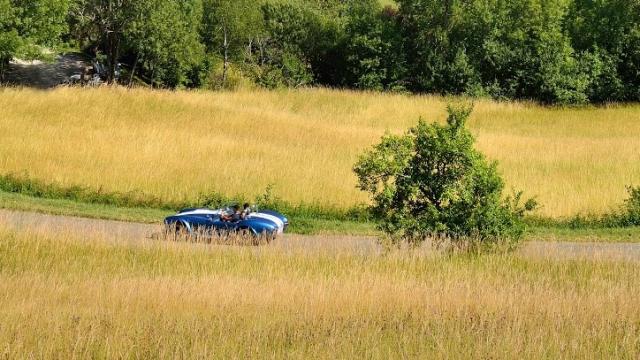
[2, 209, 640, 261]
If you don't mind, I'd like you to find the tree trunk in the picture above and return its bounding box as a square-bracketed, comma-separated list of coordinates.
[0, 58, 6, 83]
[106, 0, 114, 84]
[128, 52, 140, 87]
[258, 38, 266, 66]
[222, 24, 229, 88]
[150, 64, 156, 88]
[106, 31, 113, 83]
[106, 31, 120, 84]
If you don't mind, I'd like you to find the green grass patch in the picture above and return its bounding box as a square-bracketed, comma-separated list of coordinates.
[286, 217, 378, 236]
[0, 173, 371, 222]
[1, 174, 640, 241]
[0, 191, 171, 223]
[0, 191, 377, 236]
[525, 225, 640, 243]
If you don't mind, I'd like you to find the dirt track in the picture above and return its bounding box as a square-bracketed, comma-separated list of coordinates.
[4, 53, 89, 88]
[1, 209, 639, 261]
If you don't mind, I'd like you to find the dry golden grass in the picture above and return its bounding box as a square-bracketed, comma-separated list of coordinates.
[1, 86, 639, 217]
[0, 223, 638, 358]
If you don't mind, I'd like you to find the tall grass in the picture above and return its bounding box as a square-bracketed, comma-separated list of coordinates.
[1, 87, 639, 218]
[0, 224, 638, 358]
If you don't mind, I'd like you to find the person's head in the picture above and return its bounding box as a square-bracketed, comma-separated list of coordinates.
[243, 203, 250, 210]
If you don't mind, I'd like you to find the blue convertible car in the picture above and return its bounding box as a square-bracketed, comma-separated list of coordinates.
[164, 205, 288, 242]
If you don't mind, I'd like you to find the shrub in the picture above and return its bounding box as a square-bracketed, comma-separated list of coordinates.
[618, 186, 640, 226]
[202, 55, 255, 91]
[353, 105, 536, 250]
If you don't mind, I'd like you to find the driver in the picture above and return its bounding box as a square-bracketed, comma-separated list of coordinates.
[221, 205, 241, 222]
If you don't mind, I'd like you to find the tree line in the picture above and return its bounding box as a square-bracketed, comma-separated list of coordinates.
[1, 0, 639, 104]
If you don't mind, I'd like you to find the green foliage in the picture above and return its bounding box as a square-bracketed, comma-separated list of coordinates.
[11, 0, 69, 47]
[566, 0, 640, 102]
[68, 0, 203, 87]
[259, 0, 349, 86]
[258, 1, 322, 87]
[343, 1, 405, 90]
[578, 48, 625, 102]
[526, 185, 640, 230]
[200, 0, 265, 88]
[129, 0, 204, 87]
[201, 0, 264, 56]
[115, 0, 204, 87]
[616, 186, 640, 226]
[354, 105, 536, 248]
[396, 0, 464, 94]
[0, 0, 19, 80]
[201, 55, 253, 90]
[0, 0, 69, 80]
[3, 0, 640, 103]
[398, 0, 592, 104]
[68, 0, 138, 82]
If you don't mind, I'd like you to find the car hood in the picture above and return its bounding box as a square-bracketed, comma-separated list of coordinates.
[247, 212, 285, 230]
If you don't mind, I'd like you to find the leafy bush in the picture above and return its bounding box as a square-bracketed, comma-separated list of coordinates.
[615, 186, 640, 226]
[255, 51, 313, 89]
[537, 186, 640, 229]
[202, 55, 255, 90]
[353, 105, 536, 250]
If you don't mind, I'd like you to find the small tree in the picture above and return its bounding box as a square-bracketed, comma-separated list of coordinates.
[616, 186, 640, 227]
[354, 105, 536, 250]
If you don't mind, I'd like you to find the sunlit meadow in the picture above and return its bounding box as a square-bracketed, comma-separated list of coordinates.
[1, 87, 639, 217]
[0, 222, 638, 358]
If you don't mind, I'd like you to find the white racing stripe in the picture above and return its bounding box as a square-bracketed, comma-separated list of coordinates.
[248, 212, 285, 233]
[176, 209, 222, 216]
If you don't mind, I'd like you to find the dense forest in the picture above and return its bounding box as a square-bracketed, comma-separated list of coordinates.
[0, 0, 639, 104]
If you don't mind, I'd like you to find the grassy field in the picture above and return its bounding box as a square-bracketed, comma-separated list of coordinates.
[2, 87, 640, 219]
[0, 224, 638, 358]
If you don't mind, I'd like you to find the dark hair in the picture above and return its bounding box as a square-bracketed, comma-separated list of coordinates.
[243, 203, 250, 208]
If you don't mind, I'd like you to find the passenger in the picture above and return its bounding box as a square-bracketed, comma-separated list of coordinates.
[241, 203, 251, 219]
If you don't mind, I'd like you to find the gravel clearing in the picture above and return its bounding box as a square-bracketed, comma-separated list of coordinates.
[4, 53, 90, 88]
